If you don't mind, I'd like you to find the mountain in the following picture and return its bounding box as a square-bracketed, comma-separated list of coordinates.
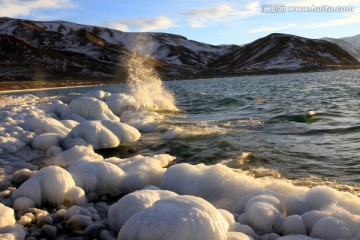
[323, 34, 360, 61]
[0, 17, 358, 82]
[208, 33, 359, 75]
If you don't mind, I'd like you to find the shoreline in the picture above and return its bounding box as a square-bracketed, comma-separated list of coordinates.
[0, 80, 121, 94]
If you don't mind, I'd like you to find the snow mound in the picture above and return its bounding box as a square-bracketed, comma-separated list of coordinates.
[63, 97, 120, 122]
[68, 159, 125, 196]
[31, 133, 62, 151]
[12, 166, 76, 207]
[117, 194, 229, 240]
[160, 163, 360, 238]
[106, 154, 175, 192]
[63, 120, 140, 150]
[22, 117, 72, 137]
[46, 145, 103, 167]
[84, 90, 111, 101]
[108, 189, 178, 232]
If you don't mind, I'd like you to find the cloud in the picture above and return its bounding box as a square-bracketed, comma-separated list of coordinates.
[0, 0, 75, 17]
[299, 13, 360, 29]
[104, 22, 129, 32]
[249, 24, 296, 33]
[182, 1, 260, 28]
[108, 16, 177, 32]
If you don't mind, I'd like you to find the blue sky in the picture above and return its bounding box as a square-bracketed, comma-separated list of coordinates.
[1, 0, 360, 45]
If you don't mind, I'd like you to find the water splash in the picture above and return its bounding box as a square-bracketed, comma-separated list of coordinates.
[124, 34, 179, 112]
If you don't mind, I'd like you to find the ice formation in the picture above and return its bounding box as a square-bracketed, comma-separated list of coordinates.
[63, 120, 140, 150]
[117, 195, 229, 240]
[1, 89, 360, 240]
[63, 97, 120, 122]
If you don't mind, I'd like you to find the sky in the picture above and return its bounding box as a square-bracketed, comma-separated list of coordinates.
[0, 0, 360, 45]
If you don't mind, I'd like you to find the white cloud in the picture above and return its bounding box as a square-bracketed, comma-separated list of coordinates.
[182, 1, 260, 28]
[109, 16, 176, 32]
[249, 24, 296, 33]
[105, 22, 129, 32]
[299, 13, 360, 29]
[0, 0, 75, 17]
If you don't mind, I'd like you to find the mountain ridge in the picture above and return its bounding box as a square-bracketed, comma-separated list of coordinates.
[0, 17, 359, 82]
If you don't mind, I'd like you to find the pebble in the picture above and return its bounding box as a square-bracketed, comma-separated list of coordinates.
[37, 215, 53, 227]
[67, 215, 93, 231]
[10, 169, 34, 186]
[100, 230, 117, 240]
[18, 215, 33, 226]
[84, 222, 106, 237]
[43, 224, 57, 238]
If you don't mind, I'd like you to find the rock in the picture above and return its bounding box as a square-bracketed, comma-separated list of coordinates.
[37, 215, 53, 227]
[43, 224, 57, 238]
[18, 215, 33, 226]
[84, 223, 106, 237]
[100, 230, 117, 240]
[67, 215, 92, 231]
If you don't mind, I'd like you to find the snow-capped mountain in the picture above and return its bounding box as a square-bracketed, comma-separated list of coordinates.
[323, 34, 360, 61]
[208, 33, 358, 75]
[0, 17, 358, 81]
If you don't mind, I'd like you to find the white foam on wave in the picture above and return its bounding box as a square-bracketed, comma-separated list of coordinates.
[125, 50, 179, 112]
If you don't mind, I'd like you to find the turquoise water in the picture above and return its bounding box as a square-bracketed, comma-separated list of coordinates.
[8, 69, 360, 189]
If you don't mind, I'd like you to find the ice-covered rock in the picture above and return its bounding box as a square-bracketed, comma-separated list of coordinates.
[68, 159, 125, 195]
[161, 163, 264, 210]
[63, 120, 140, 150]
[108, 189, 178, 232]
[63, 97, 119, 122]
[85, 90, 111, 101]
[106, 154, 175, 192]
[12, 166, 76, 207]
[13, 197, 35, 212]
[31, 133, 62, 151]
[22, 117, 72, 137]
[0, 204, 25, 239]
[46, 145, 103, 167]
[310, 217, 352, 239]
[0, 203, 16, 228]
[117, 195, 229, 240]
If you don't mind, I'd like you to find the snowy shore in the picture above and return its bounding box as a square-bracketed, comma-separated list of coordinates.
[1, 89, 360, 240]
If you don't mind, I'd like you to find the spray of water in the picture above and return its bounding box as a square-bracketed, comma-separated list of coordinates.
[124, 33, 179, 112]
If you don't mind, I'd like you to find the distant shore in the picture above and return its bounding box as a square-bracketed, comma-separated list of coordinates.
[0, 80, 121, 93]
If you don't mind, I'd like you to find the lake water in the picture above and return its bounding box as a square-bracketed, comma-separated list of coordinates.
[4, 69, 360, 193]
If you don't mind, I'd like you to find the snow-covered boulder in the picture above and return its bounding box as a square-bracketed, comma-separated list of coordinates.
[106, 154, 175, 192]
[46, 145, 103, 167]
[62, 97, 119, 122]
[108, 189, 178, 232]
[117, 195, 229, 240]
[63, 120, 140, 150]
[12, 166, 77, 207]
[31, 133, 62, 151]
[22, 117, 72, 137]
[84, 90, 111, 101]
[68, 159, 125, 195]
